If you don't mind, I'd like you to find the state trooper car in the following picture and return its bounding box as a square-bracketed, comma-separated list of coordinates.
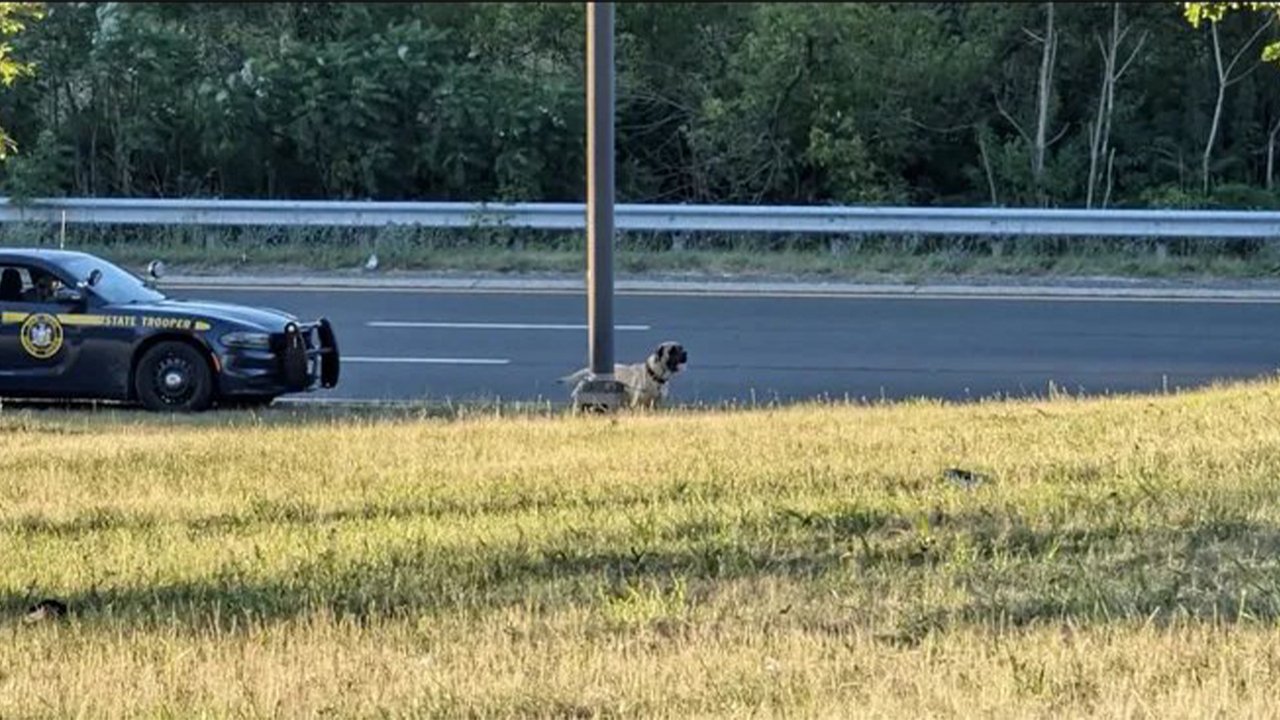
[0, 249, 339, 411]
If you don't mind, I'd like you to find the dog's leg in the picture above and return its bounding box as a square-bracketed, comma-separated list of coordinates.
[557, 368, 590, 386]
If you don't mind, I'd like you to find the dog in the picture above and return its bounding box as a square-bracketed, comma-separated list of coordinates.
[559, 341, 688, 409]
[23, 598, 68, 624]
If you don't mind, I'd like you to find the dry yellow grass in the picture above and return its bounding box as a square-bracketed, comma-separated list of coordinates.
[4, 379, 1280, 717]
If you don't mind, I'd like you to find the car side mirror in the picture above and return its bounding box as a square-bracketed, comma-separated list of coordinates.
[148, 260, 166, 280]
[53, 287, 84, 305]
[76, 269, 103, 290]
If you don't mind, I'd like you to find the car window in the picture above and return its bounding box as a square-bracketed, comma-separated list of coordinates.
[62, 257, 165, 305]
[0, 264, 69, 305]
[0, 265, 30, 301]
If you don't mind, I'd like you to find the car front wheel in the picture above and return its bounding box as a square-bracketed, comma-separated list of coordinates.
[135, 342, 215, 413]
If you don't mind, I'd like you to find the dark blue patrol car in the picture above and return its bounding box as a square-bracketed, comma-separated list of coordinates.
[0, 249, 339, 411]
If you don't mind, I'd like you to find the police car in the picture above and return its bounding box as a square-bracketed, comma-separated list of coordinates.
[0, 249, 339, 411]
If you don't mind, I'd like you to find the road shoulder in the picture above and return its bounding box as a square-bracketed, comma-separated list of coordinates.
[160, 268, 1280, 301]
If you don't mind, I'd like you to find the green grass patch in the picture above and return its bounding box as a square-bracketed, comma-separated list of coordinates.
[6, 221, 1280, 281]
[5, 379, 1280, 715]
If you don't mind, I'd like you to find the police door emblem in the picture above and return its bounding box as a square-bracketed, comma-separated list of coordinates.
[20, 313, 63, 359]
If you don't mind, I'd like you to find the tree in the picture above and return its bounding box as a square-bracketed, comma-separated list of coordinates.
[1184, 7, 1274, 194]
[0, 2, 43, 159]
[1182, 4, 1280, 192]
[1184, 2, 1280, 59]
[995, 3, 1068, 205]
[1087, 3, 1147, 208]
[5, 2, 1280, 208]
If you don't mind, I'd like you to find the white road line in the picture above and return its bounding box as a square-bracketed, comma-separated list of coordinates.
[367, 321, 651, 331]
[344, 356, 511, 365]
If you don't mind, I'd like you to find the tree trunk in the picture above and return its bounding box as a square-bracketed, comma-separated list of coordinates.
[1270, 138, 1275, 191]
[1103, 146, 1117, 209]
[88, 76, 99, 196]
[1086, 8, 1116, 209]
[1088, 3, 1146, 208]
[1032, 1, 1057, 198]
[1267, 118, 1280, 190]
[1203, 23, 1227, 197]
[976, 123, 999, 206]
[1088, 4, 1118, 209]
[1202, 17, 1272, 196]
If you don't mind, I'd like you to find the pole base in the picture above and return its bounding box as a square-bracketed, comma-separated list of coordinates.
[571, 376, 627, 414]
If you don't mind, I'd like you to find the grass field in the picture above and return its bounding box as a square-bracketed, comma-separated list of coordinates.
[6, 380, 1280, 717]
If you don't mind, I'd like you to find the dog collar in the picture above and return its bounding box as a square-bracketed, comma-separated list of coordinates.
[646, 363, 668, 385]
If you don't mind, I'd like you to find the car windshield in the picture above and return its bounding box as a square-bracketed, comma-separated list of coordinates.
[63, 257, 166, 304]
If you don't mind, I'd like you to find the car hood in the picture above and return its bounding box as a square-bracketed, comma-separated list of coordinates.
[123, 298, 300, 331]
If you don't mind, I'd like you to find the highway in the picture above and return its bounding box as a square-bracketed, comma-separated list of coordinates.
[167, 283, 1280, 406]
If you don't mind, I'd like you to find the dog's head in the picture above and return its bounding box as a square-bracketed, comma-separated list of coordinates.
[654, 341, 688, 374]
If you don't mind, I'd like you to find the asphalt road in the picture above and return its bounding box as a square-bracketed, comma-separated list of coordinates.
[170, 285, 1280, 406]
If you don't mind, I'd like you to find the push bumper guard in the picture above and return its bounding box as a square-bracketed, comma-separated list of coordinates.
[277, 318, 341, 391]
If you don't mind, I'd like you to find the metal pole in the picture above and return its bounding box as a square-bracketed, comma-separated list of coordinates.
[573, 1, 624, 412]
[587, 0, 615, 378]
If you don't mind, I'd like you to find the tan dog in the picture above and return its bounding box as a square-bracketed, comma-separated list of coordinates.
[23, 598, 68, 624]
[559, 341, 688, 409]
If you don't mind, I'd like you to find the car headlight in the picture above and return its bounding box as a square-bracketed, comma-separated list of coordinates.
[221, 331, 272, 349]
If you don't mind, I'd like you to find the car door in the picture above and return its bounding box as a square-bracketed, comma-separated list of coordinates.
[0, 262, 89, 398]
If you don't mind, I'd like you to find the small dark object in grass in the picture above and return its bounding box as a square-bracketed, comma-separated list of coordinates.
[943, 468, 991, 489]
[23, 598, 68, 624]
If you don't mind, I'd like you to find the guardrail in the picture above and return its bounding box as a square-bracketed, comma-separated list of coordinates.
[2, 196, 1280, 238]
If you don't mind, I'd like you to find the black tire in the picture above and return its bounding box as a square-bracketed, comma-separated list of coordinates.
[134, 341, 215, 413]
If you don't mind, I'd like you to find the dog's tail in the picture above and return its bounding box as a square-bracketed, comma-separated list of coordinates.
[557, 368, 590, 386]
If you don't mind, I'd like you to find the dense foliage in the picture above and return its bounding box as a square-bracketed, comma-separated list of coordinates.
[0, 2, 43, 159]
[4, 2, 1280, 208]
